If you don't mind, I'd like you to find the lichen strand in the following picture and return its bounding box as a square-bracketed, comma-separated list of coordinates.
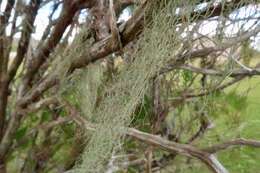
[68, 1, 191, 172]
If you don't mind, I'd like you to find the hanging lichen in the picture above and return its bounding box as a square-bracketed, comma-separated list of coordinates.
[66, 1, 191, 172]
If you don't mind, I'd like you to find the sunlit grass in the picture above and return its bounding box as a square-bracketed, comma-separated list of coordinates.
[162, 74, 260, 173]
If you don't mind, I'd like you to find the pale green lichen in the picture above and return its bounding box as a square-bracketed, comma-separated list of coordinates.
[68, 1, 186, 172]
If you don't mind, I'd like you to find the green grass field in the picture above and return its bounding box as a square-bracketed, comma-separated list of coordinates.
[161, 76, 260, 173]
[219, 77, 260, 173]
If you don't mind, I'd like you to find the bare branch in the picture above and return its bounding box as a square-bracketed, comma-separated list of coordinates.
[175, 64, 260, 77]
[170, 76, 245, 101]
[0, 0, 15, 69]
[19, 0, 85, 96]
[204, 138, 260, 154]
[8, 0, 42, 85]
[127, 128, 229, 173]
[109, 0, 122, 49]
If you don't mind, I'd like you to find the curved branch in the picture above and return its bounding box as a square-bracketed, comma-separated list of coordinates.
[127, 128, 229, 173]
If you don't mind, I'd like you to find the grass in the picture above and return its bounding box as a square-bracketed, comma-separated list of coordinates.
[176, 53, 260, 173]
[222, 77, 260, 172]
[161, 76, 260, 173]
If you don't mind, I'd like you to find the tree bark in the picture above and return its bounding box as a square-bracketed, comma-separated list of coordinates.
[0, 0, 15, 138]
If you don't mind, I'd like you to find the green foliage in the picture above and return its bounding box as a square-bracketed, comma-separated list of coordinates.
[15, 127, 28, 142]
[131, 94, 153, 131]
[182, 70, 193, 86]
[41, 110, 52, 122]
[225, 91, 247, 111]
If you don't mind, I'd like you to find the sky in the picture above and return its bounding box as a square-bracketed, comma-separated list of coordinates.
[0, 0, 259, 50]
[1, 0, 131, 39]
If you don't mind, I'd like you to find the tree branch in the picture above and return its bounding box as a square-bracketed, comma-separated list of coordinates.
[175, 64, 260, 77]
[19, 0, 85, 96]
[204, 138, 260, 154]
[127, 128, 229, 173]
